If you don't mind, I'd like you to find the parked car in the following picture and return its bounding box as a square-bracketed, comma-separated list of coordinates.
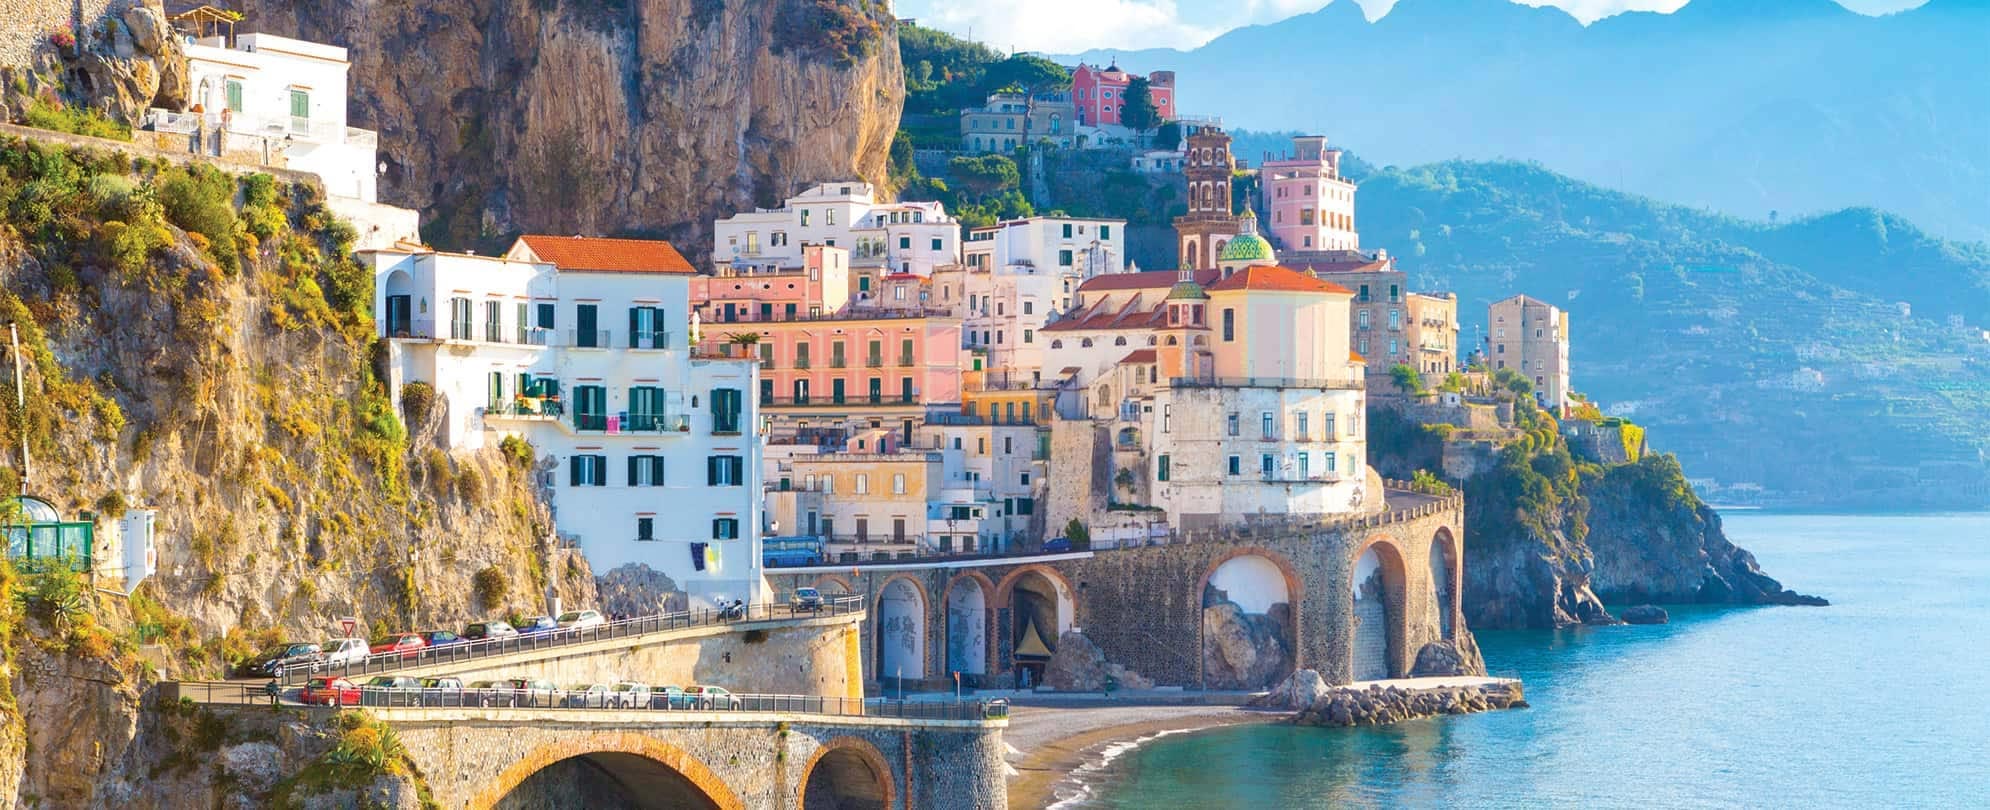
[1043, 536, 1073, 553]
[494, 677, 559, 707]
[419, 676, 464, 706]
[300, 676, 361, 707]
[610, 682, 652, 708]
[369, 632, 427, 658]
[243, 642, 321, 677]
[790, 587, 824, 612]
[319, 638, 369, 669]
[557, 610, 606, 631]
[467, 680, 505, 707]
[514, 615, 560, 636]
[653, 685, 687, 709]
[685, 685, 742, 710]
[463, 620, 518, 642]
[421, 630, 466, 649]
[365, 675, 423, 706]
[565, 683, 614, 708]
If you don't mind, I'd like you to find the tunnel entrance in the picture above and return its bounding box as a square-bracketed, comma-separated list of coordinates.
[495, 752, 721, 810]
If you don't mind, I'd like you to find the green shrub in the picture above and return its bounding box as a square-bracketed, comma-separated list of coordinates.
[472, 566, 508, 608]
[21, 98, 131, 141]
[498, 435, 535, 469]
[399, 381, 436, 421]
[159, 164, 242, 271]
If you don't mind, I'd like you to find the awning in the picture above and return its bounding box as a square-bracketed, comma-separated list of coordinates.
[1014, 620, 1054, 659]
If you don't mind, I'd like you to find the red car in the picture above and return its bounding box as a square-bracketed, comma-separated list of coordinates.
[300, 676, 361, 707]
[369, 632, 427, 658]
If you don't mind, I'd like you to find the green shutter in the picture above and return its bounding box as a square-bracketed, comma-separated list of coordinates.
[289, 89, 309, 119]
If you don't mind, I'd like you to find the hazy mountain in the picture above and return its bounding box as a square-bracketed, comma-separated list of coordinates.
[1064, 0, 1990, 243]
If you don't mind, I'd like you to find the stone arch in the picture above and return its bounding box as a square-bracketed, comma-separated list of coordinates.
[813, 574, 856, 596]
[875, 575, 928, 681]
[475, 732, 741, 810]
[799, 736, 895, 810]
[944, 572, 995, 678]
[996, 565, 1077, 686]
[1351, 536, 1411, 681]
[1431, 528, 1460, 640]
[1197, 549, 1305, 689]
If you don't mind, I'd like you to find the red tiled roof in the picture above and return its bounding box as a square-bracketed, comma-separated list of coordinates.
[1119, 349, 1158, 364]
[1350, 351, 1366, 363]
[514, 235, 697, 274]
[1205, 265, 1353, 295]
[1041, 295, 1172, 332]
[1076, 268, 1221, 293]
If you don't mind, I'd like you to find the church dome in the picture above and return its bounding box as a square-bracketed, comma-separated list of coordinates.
[1218, 232, 1274, 263]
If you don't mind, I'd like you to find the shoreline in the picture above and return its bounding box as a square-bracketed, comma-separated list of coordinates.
[1006, 705, 1282, 809]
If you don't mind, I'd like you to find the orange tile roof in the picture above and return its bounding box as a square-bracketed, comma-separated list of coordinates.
[1349, 351, 1366, 363]
[1077, 268, 1221, 293]
[1119, 348, 1159, 364]
[515, 235, 697, 274]
[1205, 265, 1354, 295]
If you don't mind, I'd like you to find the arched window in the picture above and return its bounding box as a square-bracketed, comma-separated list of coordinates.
[1050, 339, 1063, 349]
[1147, 335, 1158, 346]
[1166, 335, 1179, 345]
[1114, 336, 1128, 346]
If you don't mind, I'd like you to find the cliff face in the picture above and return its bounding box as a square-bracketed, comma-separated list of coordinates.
[245, 0, 904, 256]
[1585, 459, 1825, 608]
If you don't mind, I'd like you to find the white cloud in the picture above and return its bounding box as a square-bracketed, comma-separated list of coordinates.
[1505, 0, 1688, 24]
[921, 0, 1222, 53]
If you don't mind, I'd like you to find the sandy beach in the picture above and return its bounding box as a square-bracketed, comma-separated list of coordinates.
[1004, 701, 1285, 809]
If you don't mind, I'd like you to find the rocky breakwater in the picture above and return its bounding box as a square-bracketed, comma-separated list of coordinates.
[1252, 670, 1527, 729]
[1043, 631, 1155, 692]
[246, 0, 904, 254]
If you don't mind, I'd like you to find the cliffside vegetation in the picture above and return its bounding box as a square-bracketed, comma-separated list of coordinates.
[0, 134, 590, 804]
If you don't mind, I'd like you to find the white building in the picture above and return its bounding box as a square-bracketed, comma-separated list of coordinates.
[957, 216, 1127, 382]
[963, 216, 1126, 280]
[712, 183, 960, 277]
[364, 235, 763, 608]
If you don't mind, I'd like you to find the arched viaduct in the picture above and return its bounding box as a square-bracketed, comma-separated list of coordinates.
[769, 488, 1465, 691]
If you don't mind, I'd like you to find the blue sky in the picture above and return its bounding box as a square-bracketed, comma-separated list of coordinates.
[894, 0, 1929, 53]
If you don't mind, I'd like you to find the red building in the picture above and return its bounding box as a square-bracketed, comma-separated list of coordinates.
[1072, 62, 1175, 127]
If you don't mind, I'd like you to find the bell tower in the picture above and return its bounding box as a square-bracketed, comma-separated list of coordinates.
[1174, 123, 1242, 271]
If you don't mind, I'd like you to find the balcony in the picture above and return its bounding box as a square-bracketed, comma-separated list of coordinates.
[1168, 376, 1365, 391]
[1262, 471, 1344, 484]
[794, 358, 812, 370]
[567, 329, 611, 349]
[484, 400, 562, 421]
[517, 325, 554, 345]
[450, 318, 474, 341]
[898, 354, 915, 367]
[628, 331, 672, 350]
[568, 411, 691, 434]
[830, 358, 848, 369]
[865, 355, 884, 368]
[761, 393, 921, 409]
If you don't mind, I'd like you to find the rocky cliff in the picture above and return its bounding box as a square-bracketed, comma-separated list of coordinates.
[0, 134, 591, 807]
[244, 0, 904, 256]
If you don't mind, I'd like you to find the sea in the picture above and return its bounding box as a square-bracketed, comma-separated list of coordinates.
[1069, 512, 1990, 809]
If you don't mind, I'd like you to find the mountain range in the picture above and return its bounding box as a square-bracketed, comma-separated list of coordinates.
[1064, 0, 1990, 244]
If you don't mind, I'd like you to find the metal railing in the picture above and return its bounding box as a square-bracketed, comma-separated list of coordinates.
[181, 681, 1007, 722]
[566, 329, 612, 348]
[275, 595, 865, 685]
[1168, 375, 1365, 391]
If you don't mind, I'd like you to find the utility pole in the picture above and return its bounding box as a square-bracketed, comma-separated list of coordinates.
[8, 322, 25, 496]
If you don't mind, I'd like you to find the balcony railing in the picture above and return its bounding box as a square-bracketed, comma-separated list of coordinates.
[865, 356, 884, 368]
[629, 331, 672, 350]
[899, 354, 915, 367]
[567, 329, 611, 349]
[484, 400, 562, 420]
[568, 411, 691, 434]
[450, 318, 473, 341]
[760, 393, 920, 408]
[1168, 376, 1365, 391]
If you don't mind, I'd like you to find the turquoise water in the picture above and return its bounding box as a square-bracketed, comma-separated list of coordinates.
[1080, 513, 1990, 809]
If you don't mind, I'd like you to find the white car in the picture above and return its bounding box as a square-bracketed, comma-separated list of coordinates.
[557, 610, 606, 631]
[320, 638, 369, 668]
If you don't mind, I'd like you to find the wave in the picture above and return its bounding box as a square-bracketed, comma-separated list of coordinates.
[1045, 725, 1212, 810]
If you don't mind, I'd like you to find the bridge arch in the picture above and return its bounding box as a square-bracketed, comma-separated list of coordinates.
[813, 574, 856, 596]
[798, 736, 895, 810]
[944, 571, 995, 678]
[475, 732, 741, 810]
[996, 565, 1077, 685]
[875, 575, 929, 682]
[1197, 548, 1304, 689]
[1352, 536, 1411, 681]
[1430, 527, 1460, 640]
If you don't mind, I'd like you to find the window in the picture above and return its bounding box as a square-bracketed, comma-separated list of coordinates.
[1326, 452, 1338, 473]
[637, 517, 654, 541]
[711, 388, 742, 434]
[855, 474, 870, 494]
[1059, 249, 1073, 266]
[627, 386, 666, 430]
[712, 518, 740, 540]
[901, 338, 915, 366]
[1100, 225, 1111, 240]
[826, 209, 836, 226]
[892, 473, 906, 494]
[931, 237, 943, 251]
[1228, 456, 1241, 476]
[569, 454, 607, 487]
[1062, 223, 1074, 238]
[1297, 412, 1309, 438]
[1222, 309, 1235, 342]
[449, 297, 472, 340]
[1358, 309, 1372, 330]
[536, 302, 555, 330]
[800, 209, 810, 226]
[576, 303, 599, 347]
[1227, 413, 1240, 436]
[899, 236, 911, 250]
[1324, 412, 1337, 439]
[1023, 329, 1034, 344]
[574, 385, 607, 431]
[1162, 404, 1172, 432]
[627, 455, 666, 486]
[1261, 454, 1275, 478]
[832, 378, 846, 404]
[706, 455, 744, 486]
[1298, 453, 1310, 479]
[1262, 411, 1275, 438]
[288, 88, 309, 124]
[1389, 309, 1401, 330]
[1157, 454, 1170, 481]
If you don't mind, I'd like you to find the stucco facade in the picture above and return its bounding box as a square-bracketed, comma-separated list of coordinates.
[1489, 294, 1572, 413]
[1259, 135, 1359, 253]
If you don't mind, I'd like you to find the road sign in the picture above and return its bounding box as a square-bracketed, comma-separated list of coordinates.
[339, 616, 358, 637]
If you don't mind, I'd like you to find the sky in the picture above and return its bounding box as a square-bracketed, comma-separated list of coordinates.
[893, 0, 1930, 54]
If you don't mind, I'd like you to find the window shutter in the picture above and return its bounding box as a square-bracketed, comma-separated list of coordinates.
[650, 456, 665, 486]
[594, 457, 607, 487]
[627, 456, 639, 486]
[707, 456, 719, 486]
[629, 308, 641, 348]
[690, 543, 707, 571]
[570, 457, 582, 487]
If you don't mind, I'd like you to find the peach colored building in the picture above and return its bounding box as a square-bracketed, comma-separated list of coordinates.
[1259, 135, 1359, 253]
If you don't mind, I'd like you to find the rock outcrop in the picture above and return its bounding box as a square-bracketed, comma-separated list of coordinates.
[1, 0, 189, 126]
[1200, 601, 1293, 690]
[1042, 631, 1153, 692]
[243, 0, 904, 256]
[1620, 605, 1669, 625]
[1251, 669, 1332, 710]
[595, 562, 687, 616]
[1585, 465, 1827, 609]
[1410, 638, 1487, 678]
[1290, 680, 1527, 728]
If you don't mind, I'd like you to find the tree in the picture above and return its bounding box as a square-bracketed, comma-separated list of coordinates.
[1154, 121, 1182, 151]
[1063, 518, 1091, 551]
[985, 55, 1070, 144]
[1121, 76, 1161, 133]
[1440, 371, 1468, 393]
[947, 154, 1021, 202]
[1389, 363, 1425, 395]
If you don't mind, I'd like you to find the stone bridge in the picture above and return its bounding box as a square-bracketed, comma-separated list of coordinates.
[382, 708, 1005, 810]
[768, 487, 1466, 691]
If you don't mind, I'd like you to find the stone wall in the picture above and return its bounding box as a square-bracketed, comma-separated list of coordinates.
[386, 616, 865, 699]
[387, 713, 1006, 810]
[0, 0, 119, 67]
[770, 491, 1466, 690]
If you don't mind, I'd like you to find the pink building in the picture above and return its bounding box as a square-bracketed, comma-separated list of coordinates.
[1259, 135, 1359, 253]
[1072, 63, 1175, 127]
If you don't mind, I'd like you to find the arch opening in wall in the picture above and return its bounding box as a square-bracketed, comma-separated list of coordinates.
[946, 575, 990, 677]
[799, 737, 893, 810]
[1002, 567, 1075, 687]
[480, 734, 739, 810]
[1200, 553, 1298, 690]
[1352, 541, 1408, 681]
[1430, 531, 1457, 639]
[876, 577, 927, 682]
